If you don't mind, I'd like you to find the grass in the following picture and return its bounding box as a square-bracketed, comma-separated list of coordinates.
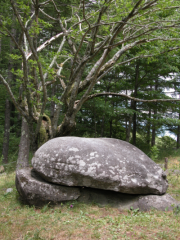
[0, 157, 180, 240]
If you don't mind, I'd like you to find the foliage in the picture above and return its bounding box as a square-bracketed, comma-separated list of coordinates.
[1, 0, 180, 164]
[157, 136, 177, 150]
[150, 145, 159, 161]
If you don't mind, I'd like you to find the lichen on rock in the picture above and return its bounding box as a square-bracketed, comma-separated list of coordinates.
[32, 137, 169, 195]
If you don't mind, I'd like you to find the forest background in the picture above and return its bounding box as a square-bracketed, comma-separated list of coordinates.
[1, 0, 180, 169]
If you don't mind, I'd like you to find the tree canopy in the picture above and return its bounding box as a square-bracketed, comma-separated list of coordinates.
[1, 0, 180, 165]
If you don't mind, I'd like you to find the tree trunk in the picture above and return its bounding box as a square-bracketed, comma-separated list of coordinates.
[151, 83, 158, 147]
[101, 95, 107, 137]
[52, 103, 63, 137]
[109, 119, 112, 138]
[151, 125, 156, 146]
[151, 105, 157, 147]
[101, 115, 105, 137]
[132, 63, 139, 146]
[2, 99, 11, 164]
[146, 107, 151, 145]
[50, 84, 56, 122]
[177, 112, 180, 149]
[16, 117, 30, 170]
[94, 104, 97, 137]
[132, 108, 137, 146]
[126, 115, 132, 142]
[57, 114, 76, 137]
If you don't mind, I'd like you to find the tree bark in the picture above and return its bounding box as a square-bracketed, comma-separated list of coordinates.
[151, 83, 158, 146]
[151, 123, 156, 146]
[132, 63, 139, 146]
[109, 119, 112, 138]
[2, 99, 11, 164]
[101, 115, 105, 137]
[146, 107, 151, 145]
[177, 112, 180, 149]
[94, 101, 97, 137]
[57, 114, 76, 137]
[50, 84, 56, 122]
[132, 108, 137, 145]
[126, 115, 132, 142]
[16, 117, 30, 170]
[101, 95, 107, 137]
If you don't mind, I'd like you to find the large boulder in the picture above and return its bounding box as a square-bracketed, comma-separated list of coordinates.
[16, 168, 80, 206]
[32, 137, 168, 195]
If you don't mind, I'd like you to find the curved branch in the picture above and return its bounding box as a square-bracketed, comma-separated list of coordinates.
[86, 92, 180, 103]
[39, 8, 58, 21]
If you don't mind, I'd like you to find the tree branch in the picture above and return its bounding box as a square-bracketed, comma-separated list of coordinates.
[27, 32, 64, 60]
[85, 92, 180, 103]
[43, 36, 66, 81]
[0, 74, 27, 118]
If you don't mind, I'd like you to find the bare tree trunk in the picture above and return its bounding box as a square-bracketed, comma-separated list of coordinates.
[151, 105, 157, 146]
[132, 108, 137, 146]
[151, 125, 156, 146]
[147, 107, 151, 145]
[151, 83, 158, 147]
[114, 101, 118, 139]
[2, 99, 11, 164]
[109, 119, 112, 138]
[94, 100, 97, 137]
[50, 84, 56, 122]
[16, 118, 30, 170]
[177, 112, 180, 149]
[126, 115, 132, 142]
[109, 101, 114, 138]
[132, 63, 139, 146]
[52, 103, 63, 137]
[101, 95, 107, 137]
[125, 88, 132, 142]
[101, 115, 105, 137]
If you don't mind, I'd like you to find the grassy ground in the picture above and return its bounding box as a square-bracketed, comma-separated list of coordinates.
[0, 157, 180, 240]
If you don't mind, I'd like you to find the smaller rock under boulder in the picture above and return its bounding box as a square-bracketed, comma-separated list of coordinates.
[16, 168, 80, 206]
[78, 188, 179, 211]
[137, 194, 178, 211]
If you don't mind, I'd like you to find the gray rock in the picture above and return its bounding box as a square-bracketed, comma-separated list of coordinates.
[78, 188, 178, 211]
[15, 168, 80, 206]
[6, 188, 13, 193]
[32, 137, 168, 195]
[137, 194, 178, 211]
